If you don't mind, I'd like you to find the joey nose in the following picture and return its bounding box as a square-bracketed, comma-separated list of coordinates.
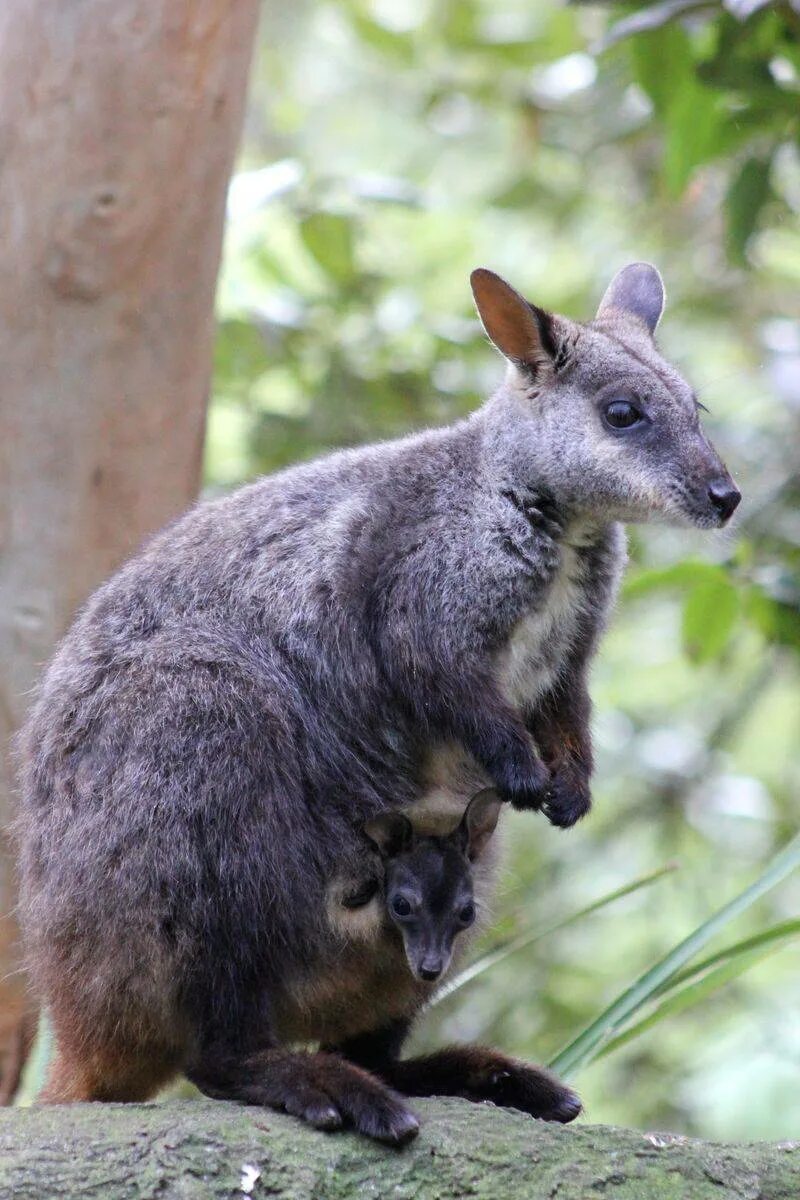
[419, 959, 443, 981]
[707, 477, 741, 523]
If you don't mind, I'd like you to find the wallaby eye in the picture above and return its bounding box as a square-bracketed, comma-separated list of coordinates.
[459, 902, 476, 926]
[391, 895, 413, 918]
[603, 398, 642, 430]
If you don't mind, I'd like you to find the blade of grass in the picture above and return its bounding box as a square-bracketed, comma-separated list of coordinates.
[595, 939, 793, 1061]
[14, 1011, 51, 1107]
[549, 829, 800, 1079]
[653, 918, 800, 997]
[431, 861, 678, 1008]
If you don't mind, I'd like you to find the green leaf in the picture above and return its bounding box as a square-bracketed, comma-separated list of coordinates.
[726, 155, 773, 265]
[628, 25, 728, 195]
[623, 560, 730, 601]
[549, 828, 800, 1078]
[662, 77, 725, 196]
[347, 13, 416, 65]
[602, 1, 714, 53]
[299, 213, 357, 284]
[682, 576, 740, 662]
[744, 586, 800, 651]
[629, 26, 693, 119]
[214, 318, 272, 394]
[430, 862, 678, 1008]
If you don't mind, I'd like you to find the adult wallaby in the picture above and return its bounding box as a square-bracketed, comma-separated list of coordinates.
[16, 263, 739, 1142]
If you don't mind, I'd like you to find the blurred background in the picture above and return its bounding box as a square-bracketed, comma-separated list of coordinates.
[3, 0, 798, 1140]
[208, 0, 800, 1141]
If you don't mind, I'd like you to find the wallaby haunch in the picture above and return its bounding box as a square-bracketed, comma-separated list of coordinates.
[16, 263, 739, 1141]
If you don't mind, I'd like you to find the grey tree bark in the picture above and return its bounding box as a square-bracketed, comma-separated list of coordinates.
[0, 0, 259, 1095]
[1, 1099, 798, 1199]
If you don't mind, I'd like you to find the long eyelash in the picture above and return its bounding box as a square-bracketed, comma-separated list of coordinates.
[693, 395, 711, 414]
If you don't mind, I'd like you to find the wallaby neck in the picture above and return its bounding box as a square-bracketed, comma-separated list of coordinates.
[472, 390, 607, 542]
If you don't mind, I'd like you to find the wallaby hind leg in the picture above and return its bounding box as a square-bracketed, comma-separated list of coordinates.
[187, 1043, 419, 1146]
[335, 1026, 580, 1125]
[41, 1040, 181, 1103]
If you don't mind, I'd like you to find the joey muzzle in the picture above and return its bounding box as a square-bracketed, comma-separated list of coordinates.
[407, 944, 450, 983]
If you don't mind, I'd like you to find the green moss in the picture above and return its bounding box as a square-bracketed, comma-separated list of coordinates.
[1, 1099, 798, 1200]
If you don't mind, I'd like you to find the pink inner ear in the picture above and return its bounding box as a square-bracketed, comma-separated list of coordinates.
[471, 270, 543, 363]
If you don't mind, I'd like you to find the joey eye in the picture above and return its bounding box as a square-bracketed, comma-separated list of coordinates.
[603, 399, 642, 430]
[459, 902, 476, 926]
[391, 895, 413, 918]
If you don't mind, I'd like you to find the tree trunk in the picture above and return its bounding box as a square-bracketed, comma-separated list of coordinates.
[0, 0, 259, 1095]
[1, 1099, 798, 1199]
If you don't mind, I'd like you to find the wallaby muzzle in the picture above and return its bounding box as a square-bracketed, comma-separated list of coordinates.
[682, 435, 741, 527]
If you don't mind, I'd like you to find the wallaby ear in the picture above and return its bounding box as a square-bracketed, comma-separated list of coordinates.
[459, 788, 503, 862]
[596, 262, 665, 335]
[363, 812, 413, 859]
[470, 268, 556, 371]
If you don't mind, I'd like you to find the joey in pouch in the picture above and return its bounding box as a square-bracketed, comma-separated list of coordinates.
[325, 789, 581, 1128]
[362, 786, 504, 984]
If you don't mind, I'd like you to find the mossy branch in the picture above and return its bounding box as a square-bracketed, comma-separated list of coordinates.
[2, 1098, 799, 1200]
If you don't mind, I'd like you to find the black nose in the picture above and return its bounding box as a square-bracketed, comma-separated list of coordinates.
[419, 961, 442, 981]
[707, 478, 741, 522]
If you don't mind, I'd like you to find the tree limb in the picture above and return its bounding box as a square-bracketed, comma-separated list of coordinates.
[2, 1098, 798, 1199]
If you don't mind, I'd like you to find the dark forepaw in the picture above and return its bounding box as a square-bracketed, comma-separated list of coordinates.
[191, 1049, 419, 1147]
[318, 1055, 419, 1146]
[495, 751, 551, 812]
[540, 764, 592, 829]
[486, 1061, 582, 1124]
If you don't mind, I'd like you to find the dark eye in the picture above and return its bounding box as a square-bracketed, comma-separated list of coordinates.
[603, 399, 642, 430]
[459, 902, 475, 926]
[391, 895, 412, 918]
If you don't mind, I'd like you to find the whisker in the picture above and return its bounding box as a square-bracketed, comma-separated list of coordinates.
[0, 967, 27, 985]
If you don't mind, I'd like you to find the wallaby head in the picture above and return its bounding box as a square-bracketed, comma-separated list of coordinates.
[364, 790, 502, 983]
[472, 264, 741, 529]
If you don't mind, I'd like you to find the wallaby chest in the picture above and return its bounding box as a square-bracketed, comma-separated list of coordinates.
[497, 530, 593, 709]
[410, 519, 615, 831]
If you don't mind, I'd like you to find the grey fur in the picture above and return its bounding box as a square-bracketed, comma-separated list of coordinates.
[14, 264, 738, 1131]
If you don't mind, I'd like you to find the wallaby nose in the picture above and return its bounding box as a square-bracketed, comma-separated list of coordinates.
[419, 958, 443, 981]
[707, 477, 741, 523]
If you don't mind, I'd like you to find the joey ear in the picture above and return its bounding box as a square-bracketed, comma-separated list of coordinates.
[363, 812, 413, 859]
[470, 268, 556, 371]
[459, 788, 503, 862]
[596, 262, 665, 335]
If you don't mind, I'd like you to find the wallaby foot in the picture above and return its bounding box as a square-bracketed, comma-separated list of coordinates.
[381, 1045, 581, 1124]
[187, 1046, 419, 1145]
